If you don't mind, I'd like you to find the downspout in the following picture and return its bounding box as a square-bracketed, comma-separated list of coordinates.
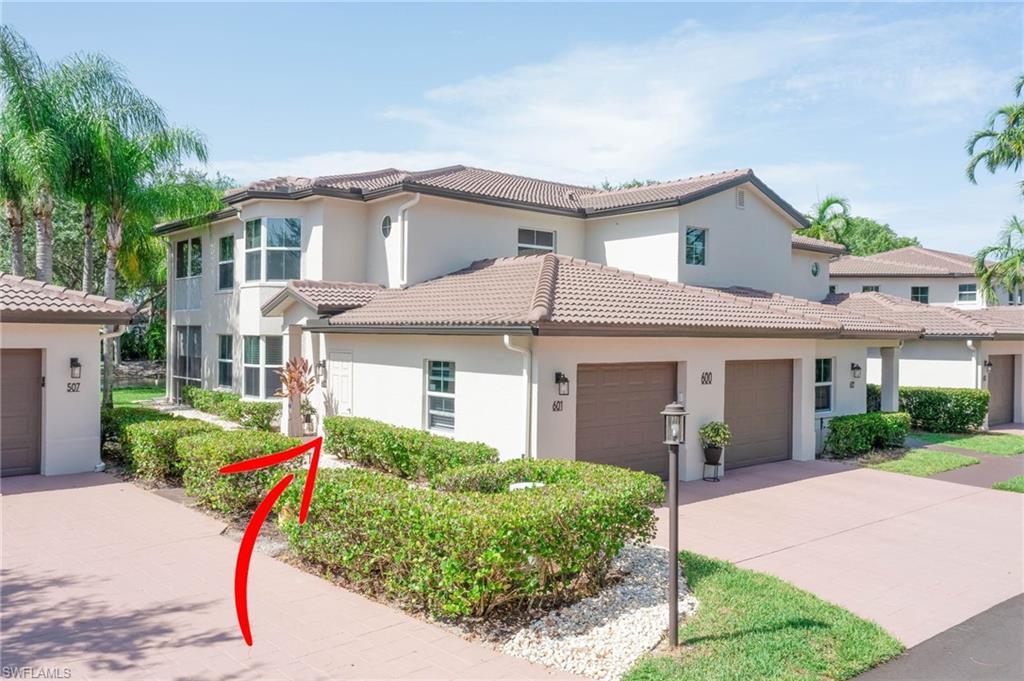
[99, 324, 128, 341]
[398, 193, 421, 287]
[966, 339, 979, 388]
[503, 334, 533, 459]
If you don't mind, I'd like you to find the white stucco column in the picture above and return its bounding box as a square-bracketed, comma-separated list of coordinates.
[282, 324, 303, 436]
[880, 346, 900, 412]
[792, 356, 816, 461]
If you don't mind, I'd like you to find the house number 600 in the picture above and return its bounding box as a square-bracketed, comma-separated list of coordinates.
[700, 372, 713, 385]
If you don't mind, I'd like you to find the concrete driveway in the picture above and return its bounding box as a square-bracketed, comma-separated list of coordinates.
[654, 461, 1024, 647]
[1, 474, 576, 680]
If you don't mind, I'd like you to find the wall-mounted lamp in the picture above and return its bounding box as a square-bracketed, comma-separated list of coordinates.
[554, 371, 570, 396]
[316, 359, 327, 385]
[70, 357, 82, 379]
[850, 362, 862, 379]
[983, 359, 994, 374]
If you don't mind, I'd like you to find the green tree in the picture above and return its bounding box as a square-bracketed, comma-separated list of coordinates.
[975, 216, 1024, 305]
[0, 26, 68, 283]
[799, 194, 852, 243]
[598, 178, 660, 191]
[0, 134, 28, 274]
[842, 216, 920, 256]
[93, 126, 221, 406]
[966, 75, 1024, 194]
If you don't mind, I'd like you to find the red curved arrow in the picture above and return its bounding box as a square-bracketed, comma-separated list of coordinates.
[220, 436, 323, 645]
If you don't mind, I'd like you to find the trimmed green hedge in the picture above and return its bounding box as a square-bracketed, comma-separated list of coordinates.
[122, 418, 222, 480]
[866, 384, 881, 413]
[181, 385, 281, 432]
[178, 430, 302, 514]
[322, 416, 498, 480]
[278, 460, 665, 617]
[899, 387, 989, 433]
[824, 412, 911, 457]
[101, 405, 173, 446]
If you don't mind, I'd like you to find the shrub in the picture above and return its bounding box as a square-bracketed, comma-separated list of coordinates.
[279, 460, 665, 617]
[322, 416, 498, 480]
[122, 418, 221, 480]
[698, 422, 732, 448]
[178, 430, 301, 514]
[181, 386, 280, 432]
[101, 406, 174, 457]
[899, 387, 989, 433]
[866, 383, 881, 413]
[824, 412, 911, 457]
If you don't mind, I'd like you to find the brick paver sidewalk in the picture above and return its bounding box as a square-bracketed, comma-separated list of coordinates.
[2, 474, 582, 680]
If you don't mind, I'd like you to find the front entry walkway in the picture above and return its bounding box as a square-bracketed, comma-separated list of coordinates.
[1, 474, 578, 680]
[653, 461, 1024, 647]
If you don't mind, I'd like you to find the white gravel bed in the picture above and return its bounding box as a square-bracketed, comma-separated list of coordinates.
[498, 543, 698, 681]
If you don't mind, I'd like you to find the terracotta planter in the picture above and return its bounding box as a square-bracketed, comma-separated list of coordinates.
[704, 446, 723, 465]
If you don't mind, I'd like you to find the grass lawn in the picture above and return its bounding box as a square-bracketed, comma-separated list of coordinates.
[909, 431, 1024, 456]
[864, 448, 979, 477]
[992, 475, 1024, 493]
[625, 552, 902, 681]
[110, 386, 164, 405]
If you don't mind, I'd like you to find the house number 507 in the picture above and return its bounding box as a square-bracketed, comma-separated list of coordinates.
[66, 382, 81, 393]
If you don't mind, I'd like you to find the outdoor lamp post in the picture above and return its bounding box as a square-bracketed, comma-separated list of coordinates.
[661, 401, 687, 648]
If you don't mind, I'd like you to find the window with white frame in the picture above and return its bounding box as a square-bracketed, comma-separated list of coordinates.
[242, 335, 284, 398]
[425, 360, 455, 431]
[910, 286, 929, 304]
[217, 335, 233, 388]
[175, 237, 201, 279]
[958, 283, 977, 302]
[517, 228, 555, 255]
[244, 218, 301, 282]
[685, 227, 706, 266]
[218, 236, 234, 290]
[862, 285, 880, 293]
[815, 358, 833, 413]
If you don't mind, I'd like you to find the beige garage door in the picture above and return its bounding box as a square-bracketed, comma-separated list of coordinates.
[724, 360, 793, 469]
[988, 354, 1016, 426]
[1, 349, 42, 477]
[576, 362, 676, 478]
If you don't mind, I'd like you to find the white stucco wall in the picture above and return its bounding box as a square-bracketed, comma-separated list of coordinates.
[791, 250, 832, 301]
[831, 276, 1003, 308]
[583, 208, 682, 282]
[867, 340, 978, 388]
[1, 322, 104, 475]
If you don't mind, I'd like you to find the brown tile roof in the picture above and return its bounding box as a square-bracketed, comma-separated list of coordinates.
[0, 273, 134, 324]
[824, 292, 1024, 338]
[318, 255, 918, 339]
[151, 166, 809, 233]
[261, 280, 383, 316]
[790, 234, 847, 255]
[830, 246, 981, 277]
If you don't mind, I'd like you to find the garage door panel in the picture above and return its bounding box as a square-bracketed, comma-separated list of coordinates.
[987, 355, 1016, 426]
[576, 362, 676, 478]
[724, 360, 793, 469]
[1, 349, 42, 477]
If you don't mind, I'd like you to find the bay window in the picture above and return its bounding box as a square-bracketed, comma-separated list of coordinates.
[243, 335, 284, 398]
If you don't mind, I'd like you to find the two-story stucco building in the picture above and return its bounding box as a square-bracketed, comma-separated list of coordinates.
[154, 166, 1018, 481]
[830, 246, 1020, 309]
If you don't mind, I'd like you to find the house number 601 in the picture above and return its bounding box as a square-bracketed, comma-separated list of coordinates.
[552, 400, 563, 412]
[700, 372, 713, 385]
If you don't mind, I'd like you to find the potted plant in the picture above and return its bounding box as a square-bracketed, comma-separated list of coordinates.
[699, 421, 732, 465]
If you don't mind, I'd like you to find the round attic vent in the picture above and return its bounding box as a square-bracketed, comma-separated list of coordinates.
[381, 215, 392, 238]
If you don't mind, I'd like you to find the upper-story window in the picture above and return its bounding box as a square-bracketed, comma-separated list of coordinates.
[685, 227, 707, 266]
[517, 228, 555, 255]
[244, 218, 301, 282]
[862, 285, 880, 293]
[958, 283, 977, 302]
[175, 237, 201, 279]
[218, 236, 234, 290]
[911, 286, 929, 304]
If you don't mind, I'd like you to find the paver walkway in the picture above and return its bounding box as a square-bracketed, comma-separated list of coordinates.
[1, 474, 581, 680]
[653, 460, 1024, 647]
[916, 445, 1024, 488]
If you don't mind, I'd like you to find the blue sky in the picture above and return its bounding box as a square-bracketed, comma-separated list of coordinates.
[4, 2, 1022, 253]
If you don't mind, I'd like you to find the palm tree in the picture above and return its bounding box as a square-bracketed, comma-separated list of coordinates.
[966, 75, 1024, 195]
[94, 126, 220, 406]
[0, 135, 28, 274]
[976, 216, 1024, 305]
[50, 53, 166, 293]
[0, 26, 68, 283]
[799, 195, 852, 244]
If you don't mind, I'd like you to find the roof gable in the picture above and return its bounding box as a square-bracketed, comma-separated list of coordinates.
[831, 246, 980, 277]
[0, 273, 134, 324]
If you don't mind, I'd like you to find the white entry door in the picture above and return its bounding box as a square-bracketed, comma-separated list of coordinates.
[327, 351, 353, 416]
